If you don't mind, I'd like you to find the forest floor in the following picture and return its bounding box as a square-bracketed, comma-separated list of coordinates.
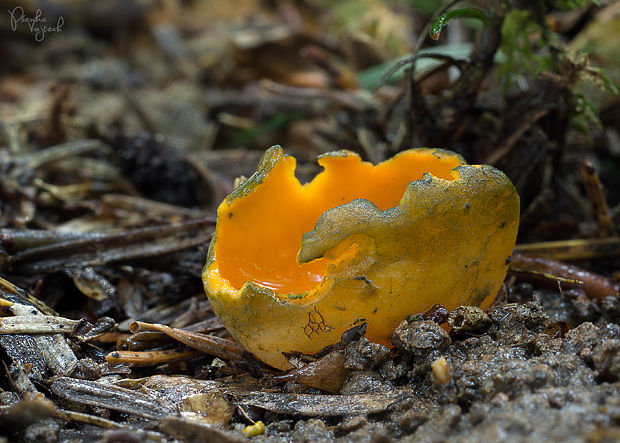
[0, 1, 619, 442]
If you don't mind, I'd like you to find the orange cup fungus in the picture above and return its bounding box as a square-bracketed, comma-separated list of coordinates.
[203, 146, 519, 370]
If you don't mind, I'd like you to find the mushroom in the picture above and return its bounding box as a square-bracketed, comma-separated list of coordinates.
[203, 146, 519, 370]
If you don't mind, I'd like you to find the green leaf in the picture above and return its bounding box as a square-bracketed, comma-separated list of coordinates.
[429, 8, 489, 41]
[357, 43, 473, 89]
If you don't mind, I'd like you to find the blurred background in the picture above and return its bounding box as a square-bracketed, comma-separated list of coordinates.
[0, 0, 619, 240]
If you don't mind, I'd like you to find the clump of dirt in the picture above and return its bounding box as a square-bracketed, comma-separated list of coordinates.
[328, 294, 620, 442]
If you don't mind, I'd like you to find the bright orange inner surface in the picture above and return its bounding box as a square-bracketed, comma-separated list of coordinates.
[215, 150, 462, 294]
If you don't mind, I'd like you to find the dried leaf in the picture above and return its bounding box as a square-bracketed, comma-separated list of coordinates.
[235, 389, 413, 417]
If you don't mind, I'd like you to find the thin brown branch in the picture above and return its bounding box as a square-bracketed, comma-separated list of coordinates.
[516, 238, 620, 261]
[581, 161, 616, 237]
[129, 321, 244, 361]
[105, 349, 203, 367]
[511, 252, 618, 299]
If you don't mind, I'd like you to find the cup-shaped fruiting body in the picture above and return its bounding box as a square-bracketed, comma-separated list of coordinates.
[203, 146, 519, 370]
